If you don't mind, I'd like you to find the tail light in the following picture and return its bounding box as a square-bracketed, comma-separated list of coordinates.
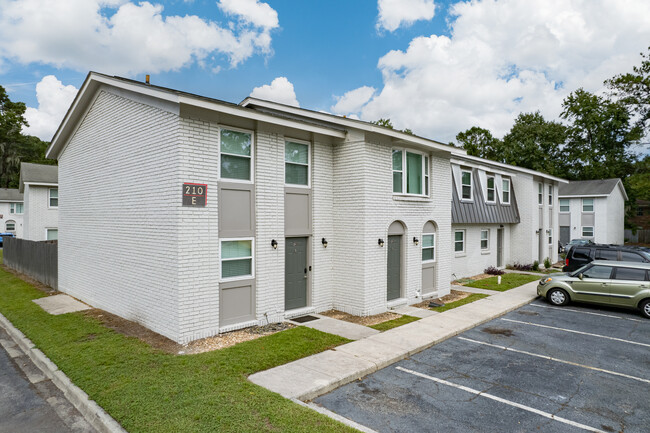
[565, 257, 569, 266]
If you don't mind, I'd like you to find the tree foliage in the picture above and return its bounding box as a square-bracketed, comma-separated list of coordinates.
[455, 126, 503, 161]
[606, 46, 650, 134]
[371, 118, 414, 135]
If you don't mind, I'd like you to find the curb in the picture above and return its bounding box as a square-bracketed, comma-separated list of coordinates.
[0, 312, 127, 433]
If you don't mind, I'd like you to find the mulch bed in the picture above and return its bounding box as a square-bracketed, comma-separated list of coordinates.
[319, 309, 402, 326]
[412, 289, 473, 309]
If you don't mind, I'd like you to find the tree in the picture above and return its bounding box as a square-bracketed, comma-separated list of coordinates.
[606, 46, 650, 134]
[371, 118, 414, 135]
[501, 112, 567, 176]
[455, 126, 503, 161]
[628, 155, 650, 201]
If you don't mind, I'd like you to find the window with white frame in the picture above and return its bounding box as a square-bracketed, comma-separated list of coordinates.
[49, 189, 58, 208]
[486, 176, 495, 202]
[46, 228, 58, 240]
[6, 221, 15, 232]
[220, 239, 253, 280]
[548, 185, 553, 206]
[538, 183, 543, 205]
[461, 170, 472, 200]
[559, 199, 570, 212]
[220, 129, 252, 181]
[481, 229, 489, 250]
[285, 140, 309, 186]
[392, 149, 429, 196]
[582, 198, 594, 212]
[10, 203, 23, 214]
[502, 178, 511, 204]
[548, 228, 553, 245]
[422, 233, 435, 262]
[454, 230, 465, 253]
[582, 226, 594, 237]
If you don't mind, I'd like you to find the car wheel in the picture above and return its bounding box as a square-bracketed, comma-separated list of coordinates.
[640, 299, 650, 319]
[547, 288, 570, 306]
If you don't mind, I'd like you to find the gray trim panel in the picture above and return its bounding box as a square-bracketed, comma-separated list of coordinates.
[451, 169, 520, 224]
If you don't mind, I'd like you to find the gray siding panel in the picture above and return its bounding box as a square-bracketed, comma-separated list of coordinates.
[451, 169, 520, 224]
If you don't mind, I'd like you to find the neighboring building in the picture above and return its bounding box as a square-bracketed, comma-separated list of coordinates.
[628, 199, 650, 230]
[450, 155, 565, 278]
[558, 178, 627, 245]
[46, 72, 463, 343]
[19, 163, 59, 241]
[0, 188, 24, 237]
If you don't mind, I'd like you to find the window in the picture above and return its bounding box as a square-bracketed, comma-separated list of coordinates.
[220, 239, 253, 280]
[46, 229, 58, 240]
[486, 176, 495, 202]
[480, 229, 489, 250]
[538, 183, 543, 205]
[454, 230, 465, 253]
[10, 203, 23, 214]
[461, 170, 472, 200]
[392, 149, 429, 196]
[5, 221, 15, 232]
[220, 129, 252, 181]
[559, 199, 570, 212]
[582, 198, 594, 212]
[582, 265, 613, 279]
[620, 251, 646, 263]
[49, 188, 58, 208]
[422, 233, 435, 262]
[573, 248, 591, 260]
[548, 228, 553, 245]
[595, 249, 618, 261]
[502, 178, 511, 204]
[548, 185, 553, 206]
[582, 226, 594, 237]
[614, 267, 648, 281]
[285, 141, 309, 186]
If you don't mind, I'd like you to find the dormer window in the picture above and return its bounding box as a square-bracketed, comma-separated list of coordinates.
[502, 178, 511, 204]
[392, 149, 429, 196]
[486, 176, 495, 202]
[461, 170, 472, 200]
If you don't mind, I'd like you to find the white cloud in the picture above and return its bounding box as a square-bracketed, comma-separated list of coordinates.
[250, 77, 299, 107]
[218, 0, 279, 29]
[331, 86, 376, 114]
[377, 0, 436, 32]
[0, 0, 278, 75]
[23, 76, 78, 141]
[352, 0, 650, 142]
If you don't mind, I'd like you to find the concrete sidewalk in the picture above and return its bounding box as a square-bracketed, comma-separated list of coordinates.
[249, 281, 539, 401]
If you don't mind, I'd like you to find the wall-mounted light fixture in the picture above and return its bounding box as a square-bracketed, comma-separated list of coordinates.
[322, 238, 328, 248]
[378, 238, 384, 247]
[413, 237, 419, 245]
[271, 239, 278, 249]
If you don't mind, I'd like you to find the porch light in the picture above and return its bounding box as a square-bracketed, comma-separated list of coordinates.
[271, 239, 278, 249]
[413, 237, 419, 245]
[322, 238, 328, 248]
[378, 238, 384, 247]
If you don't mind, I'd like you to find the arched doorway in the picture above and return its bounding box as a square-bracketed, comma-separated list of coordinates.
[387, 221, 405, 301]
[421, 221, 437, 296]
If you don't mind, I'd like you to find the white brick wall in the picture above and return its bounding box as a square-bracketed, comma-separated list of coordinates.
[59, 90, 182, 342]
[563, 189, 625, 246]
[0, 202, 24, 237]
[23, 185, 58, 241]
[451, 224, 511, 278]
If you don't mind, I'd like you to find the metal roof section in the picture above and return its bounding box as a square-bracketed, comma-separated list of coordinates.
[457, 154, 568, 183]
[558, 178, 627, 200]
[19, 163, 58, 193]
[0, 188, 23, 202]
[451, 168, 520, 224]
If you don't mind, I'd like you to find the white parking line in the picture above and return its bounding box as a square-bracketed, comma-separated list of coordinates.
[529, 303, 646, 322]
[500, 318, 650, 348]
[458, 337, 650, 384]
[395, 366, 607, 433]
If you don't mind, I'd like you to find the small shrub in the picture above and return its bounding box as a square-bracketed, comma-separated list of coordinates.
[543, 257, 552, 269]
[484, 266, 505, 275]
[532, 260, 540, 271]
[510, 262, 533, 271]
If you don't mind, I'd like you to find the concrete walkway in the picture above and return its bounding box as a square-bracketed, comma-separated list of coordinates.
[389, 305, 438, 318]
[32, 295, 91, 316]
[249, 281, 539, 401]
[288, 315, 380, 340]
[452, 285, 498, 295]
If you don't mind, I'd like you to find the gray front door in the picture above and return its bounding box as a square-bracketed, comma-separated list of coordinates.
[560, 226, 570, 245]
[387, 235, 401, 301]
[285, 237, 308, 310]
[497, 228, 504, 267]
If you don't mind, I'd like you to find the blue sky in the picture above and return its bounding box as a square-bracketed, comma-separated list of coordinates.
[1, 0, 648, 151]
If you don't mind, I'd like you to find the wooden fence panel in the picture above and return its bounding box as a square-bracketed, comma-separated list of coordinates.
[3, 237, 57, 289]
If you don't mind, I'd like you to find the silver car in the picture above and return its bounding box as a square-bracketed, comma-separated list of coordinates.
[537, 260, 650, 318]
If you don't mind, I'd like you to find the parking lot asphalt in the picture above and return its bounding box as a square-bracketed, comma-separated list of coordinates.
[315, 299, 650, 433]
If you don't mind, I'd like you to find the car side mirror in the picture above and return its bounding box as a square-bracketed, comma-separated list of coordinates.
[578, 273, 584, 280]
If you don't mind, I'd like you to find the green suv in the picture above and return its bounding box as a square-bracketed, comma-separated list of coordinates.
[537, 260, 650, 318]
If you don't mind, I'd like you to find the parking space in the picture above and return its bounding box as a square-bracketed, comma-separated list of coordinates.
[315, 300, 650, 433]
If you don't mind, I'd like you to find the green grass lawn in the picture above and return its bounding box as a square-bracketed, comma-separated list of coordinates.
[369, 315, 420, 331]
[431, 294, 489, 312]
[464, 273, 541, 291]
[0, 267, 355, 433]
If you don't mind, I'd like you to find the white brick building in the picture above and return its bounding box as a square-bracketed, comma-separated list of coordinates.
[19, 163, 58, 241]
[47, 73, 466, 343]
[0, 188, 24, 237]
[558, 179, 627, 245]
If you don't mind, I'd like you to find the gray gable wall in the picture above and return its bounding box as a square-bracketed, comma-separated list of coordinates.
[451, 168, 520, 224]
